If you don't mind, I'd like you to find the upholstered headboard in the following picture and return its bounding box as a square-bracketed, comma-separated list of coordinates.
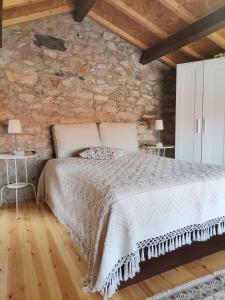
[99, 123, 139, 152]
[52, 123, 101, 158]
[52, 122, 139, 158]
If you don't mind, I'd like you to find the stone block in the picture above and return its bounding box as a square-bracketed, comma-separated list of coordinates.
[103, 32, 114, 40]
[6, 69, 38, 86]
[43, 49, 58, 59]
[107, 41, 117, 51]
[94, 94, 109, 102]
[71, 61, 90, 75]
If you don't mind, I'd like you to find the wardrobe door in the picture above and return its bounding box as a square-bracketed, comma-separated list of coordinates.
[202, 58, 225, 165]
[175, 61, 203, 162]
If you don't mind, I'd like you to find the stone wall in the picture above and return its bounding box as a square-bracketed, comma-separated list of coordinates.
[0, 14, 176, 200]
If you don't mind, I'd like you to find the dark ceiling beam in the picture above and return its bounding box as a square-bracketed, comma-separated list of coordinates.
[0, 0, 3, 47]
[140, 5, 225, 65]
[74, 0, 97, 22]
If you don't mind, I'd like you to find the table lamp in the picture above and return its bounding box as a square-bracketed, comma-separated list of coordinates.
[8, 119, 24, 156]
[155, 119, 164, 147]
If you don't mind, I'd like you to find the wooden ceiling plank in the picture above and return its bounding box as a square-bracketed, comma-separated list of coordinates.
[159, 0, 225, 49]
[108, 0, 204, 59]
[93, 1, 161, 47]
[3, 0, 73, 19]
[208, 32, 225, 49]
[74, 0, 98, 22]
[88, 10, 176, 68]
[0, 0, 2, 47]
[3, 0, 42, 9]
[3, 0, 75, 27]
[181, 46, 204, 59]
[140, 5, 225, 64]
[158, 0, 195, 23]
[108, 0, 167, 38]
[159, 56, 177, 67]
[3, 5, 74, 27]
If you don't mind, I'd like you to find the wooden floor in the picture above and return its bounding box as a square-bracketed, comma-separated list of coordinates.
[1, 202, 225, 300]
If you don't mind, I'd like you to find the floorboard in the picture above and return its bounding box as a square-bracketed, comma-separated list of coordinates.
[0, 201, 225, 300]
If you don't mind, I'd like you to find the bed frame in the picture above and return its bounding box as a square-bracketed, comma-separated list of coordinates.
[50, 123, 225, 292]
[120, 233, 225, 289]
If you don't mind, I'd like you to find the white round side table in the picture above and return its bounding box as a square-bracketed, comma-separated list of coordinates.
[142, 145, 175, 157]
[0, 151, 38, 218]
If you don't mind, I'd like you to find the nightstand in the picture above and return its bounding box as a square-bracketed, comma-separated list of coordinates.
[141, 145, 175, 157]
[0, 151, 38, 218]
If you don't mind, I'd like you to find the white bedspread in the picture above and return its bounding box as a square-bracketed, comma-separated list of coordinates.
[37, 153, 225, 298]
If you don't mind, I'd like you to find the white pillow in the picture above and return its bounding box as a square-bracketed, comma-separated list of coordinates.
[99, 123, 139, 152]
[79, 147, 127, 160]
[52, 123, 101, 158]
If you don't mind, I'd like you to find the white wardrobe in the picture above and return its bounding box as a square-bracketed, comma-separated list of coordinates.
[175, 57, 225, 165]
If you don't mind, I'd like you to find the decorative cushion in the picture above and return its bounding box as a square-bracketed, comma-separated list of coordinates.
[99, 123, 139, 152]
[52, 123, 101, 158]
[79, 147, 127, 160]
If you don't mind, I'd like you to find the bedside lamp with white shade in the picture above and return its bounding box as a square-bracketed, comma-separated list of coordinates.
[8, 119, 24, 156]
[155, 119, 164, 147]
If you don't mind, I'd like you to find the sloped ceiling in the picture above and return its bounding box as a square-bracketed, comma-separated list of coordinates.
[2, 0, 225, 67]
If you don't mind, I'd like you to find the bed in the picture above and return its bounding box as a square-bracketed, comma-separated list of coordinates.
[37, 122, 225, 299]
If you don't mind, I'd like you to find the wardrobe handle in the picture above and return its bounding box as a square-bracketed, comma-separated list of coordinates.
[196, 119, 202, 133]
[202, 118, 206, 133]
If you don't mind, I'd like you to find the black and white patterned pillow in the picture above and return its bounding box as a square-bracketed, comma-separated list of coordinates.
[79, 147, 127, 160]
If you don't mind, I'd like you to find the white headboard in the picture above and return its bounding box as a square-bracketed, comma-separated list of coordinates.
[52, 123, 101, 158]
[99, 123, 139, 152]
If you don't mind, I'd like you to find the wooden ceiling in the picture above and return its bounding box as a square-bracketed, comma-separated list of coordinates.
[2, 0, 225, 67]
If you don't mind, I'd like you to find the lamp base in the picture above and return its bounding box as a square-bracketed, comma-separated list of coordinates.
[156, 142, 163, 148]
[13, 150, 25, 157]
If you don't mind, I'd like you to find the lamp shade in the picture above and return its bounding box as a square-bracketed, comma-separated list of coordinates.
[8, 119, 22, 134]
[155, 119, 164, 131]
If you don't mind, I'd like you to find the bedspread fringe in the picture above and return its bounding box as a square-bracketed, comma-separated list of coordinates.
[45, 202, 225, 300]
[98, 219, 225, 299]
